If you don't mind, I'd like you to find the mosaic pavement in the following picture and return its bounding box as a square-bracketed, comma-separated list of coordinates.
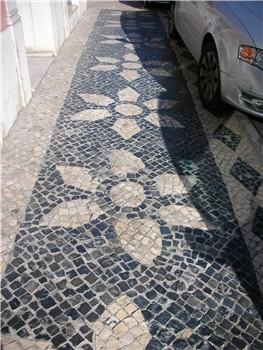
[1, 7, 263, 350]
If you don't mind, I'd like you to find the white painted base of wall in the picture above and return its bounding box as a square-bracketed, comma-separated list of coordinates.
[1, 19, 31, 139]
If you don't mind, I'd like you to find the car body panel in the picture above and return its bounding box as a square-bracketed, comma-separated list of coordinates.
[172, 1, 263, 117]
[226, 1, 263, 48]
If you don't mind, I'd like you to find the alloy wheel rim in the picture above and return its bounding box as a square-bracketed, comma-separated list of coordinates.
[199, 51, 219, 101]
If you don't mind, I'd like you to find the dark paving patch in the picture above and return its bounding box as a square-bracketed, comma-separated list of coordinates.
[1, 9, 263, 350]
[214, 124, 241, 151]
[253, 206, 263, 239]
[231, 157, 262, 196]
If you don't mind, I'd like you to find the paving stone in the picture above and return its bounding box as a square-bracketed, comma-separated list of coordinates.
[79, 93, 114, 107]
[71, 109, 111, 122]
[90, 64, 117, 72]
[115, 218, 162, 266]
[231, 157, 262, 196]
[145, 111, 184, 128]
[57, 165, 100, 192]
[159, 204, 212, 230]
[109, 149, 145, 176]
[155, 173, 196, 196]
[111, 118, 141, 140]
[110, 181, 145, 207]
[115, 103, 143, 116]
[1, 3, 263, 350]
[119, 70, 140, 82]
[39, 199, 104, 228]
[118, 87, 140, 102]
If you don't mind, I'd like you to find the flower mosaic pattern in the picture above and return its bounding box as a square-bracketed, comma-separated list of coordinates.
[92, 295, 151, 350]
[57, 165, 100, 192]
[1, 8, 263, 350]
[109, 149, 145, 176]
[145, 112, 184, 128]
[144, 98, 178, 110]
[115, 219, 162, 266]
[110, 181, 145, 207]
[80, 93, 114, 106]
[115, 103, 142, 116]
[39, 199, 104, 228]
[72, 109, 111, 122]
[119, 70, 140, 82]
[96, 56, 120, 64]
[155, 173, 196, 196]
[90, 65, 116, 72]
[159, 204, 212, 230]
[118, 87, 139, 102]
[111, 119, 140, 140]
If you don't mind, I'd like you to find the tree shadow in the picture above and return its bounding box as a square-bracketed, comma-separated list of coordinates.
[120, 8, 263, 319]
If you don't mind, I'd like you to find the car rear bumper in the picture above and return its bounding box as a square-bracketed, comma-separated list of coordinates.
[220, 62, 263, 118]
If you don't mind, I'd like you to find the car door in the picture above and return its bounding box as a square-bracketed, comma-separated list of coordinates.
[175, 1, 206, 61]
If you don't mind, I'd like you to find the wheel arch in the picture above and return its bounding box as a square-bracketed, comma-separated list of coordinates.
[201, 32, 230, 76]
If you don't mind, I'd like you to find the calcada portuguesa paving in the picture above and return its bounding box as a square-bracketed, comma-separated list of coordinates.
[1, 4, 263, 350]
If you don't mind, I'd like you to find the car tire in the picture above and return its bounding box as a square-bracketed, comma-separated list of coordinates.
[198, 41, 224, 111]
[168, 2, 177, 38]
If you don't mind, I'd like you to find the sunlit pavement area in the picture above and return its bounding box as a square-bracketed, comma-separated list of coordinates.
[1, 1, 263, 349]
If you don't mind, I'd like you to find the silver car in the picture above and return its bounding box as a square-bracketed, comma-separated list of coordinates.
[169, 1, 263, 117]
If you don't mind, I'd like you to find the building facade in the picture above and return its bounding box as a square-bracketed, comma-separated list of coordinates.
[1, 0, 88, 140]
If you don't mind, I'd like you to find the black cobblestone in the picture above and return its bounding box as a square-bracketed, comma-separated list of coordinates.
[1, 8, 263, 350]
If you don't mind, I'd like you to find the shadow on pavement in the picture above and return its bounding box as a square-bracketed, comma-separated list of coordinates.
[120, 7, 263, 320]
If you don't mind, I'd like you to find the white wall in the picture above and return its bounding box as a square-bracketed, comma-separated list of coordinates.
[50, 1, 67, 50]
[1, 0, 88, 139]
[18, 0, 56, 53]
[17, 0, 88, 55]
[1, 2, 31, 139]
[1, 27, 22, 138]
[16, 1, 35, 50]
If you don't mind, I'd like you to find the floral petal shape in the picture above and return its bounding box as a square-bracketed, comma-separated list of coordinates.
[105, 24, 120, 28]
[119, 70, 140, 82]
[110, 181, 145, 207]
[72, 109, 111, 122]
[144, 98, 177, 110]
[146, 112, 184, 128]
[149, 68, 173, 76]
[40, 199, 104, 228]
[115, 219, 162, 266]
[159, 204, 213, 230]
[96, 56, 120, 64]
[90, 65, 116, 72]
[101, 39, 121, 44]
[92, 295, 151, 350]
[122, 62, 141, 70]
[155, 173, 196, 196]
[118, 87, 139, 102]
[57, 165, 100, 192]
[124, 53, 139, 62]
[103, 35, 123, 39]
[80, 93, 114, 106]
[112, 119, 140, 140]
[124, 43, 135, 50]
[115, 103, 142, 117]
[109, 149, 145, 176]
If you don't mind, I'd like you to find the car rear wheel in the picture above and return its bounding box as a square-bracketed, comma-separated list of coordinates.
[198, 42, 224, 111]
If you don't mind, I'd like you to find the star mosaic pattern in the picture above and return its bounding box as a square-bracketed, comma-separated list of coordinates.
[1, 9, 263, 350]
